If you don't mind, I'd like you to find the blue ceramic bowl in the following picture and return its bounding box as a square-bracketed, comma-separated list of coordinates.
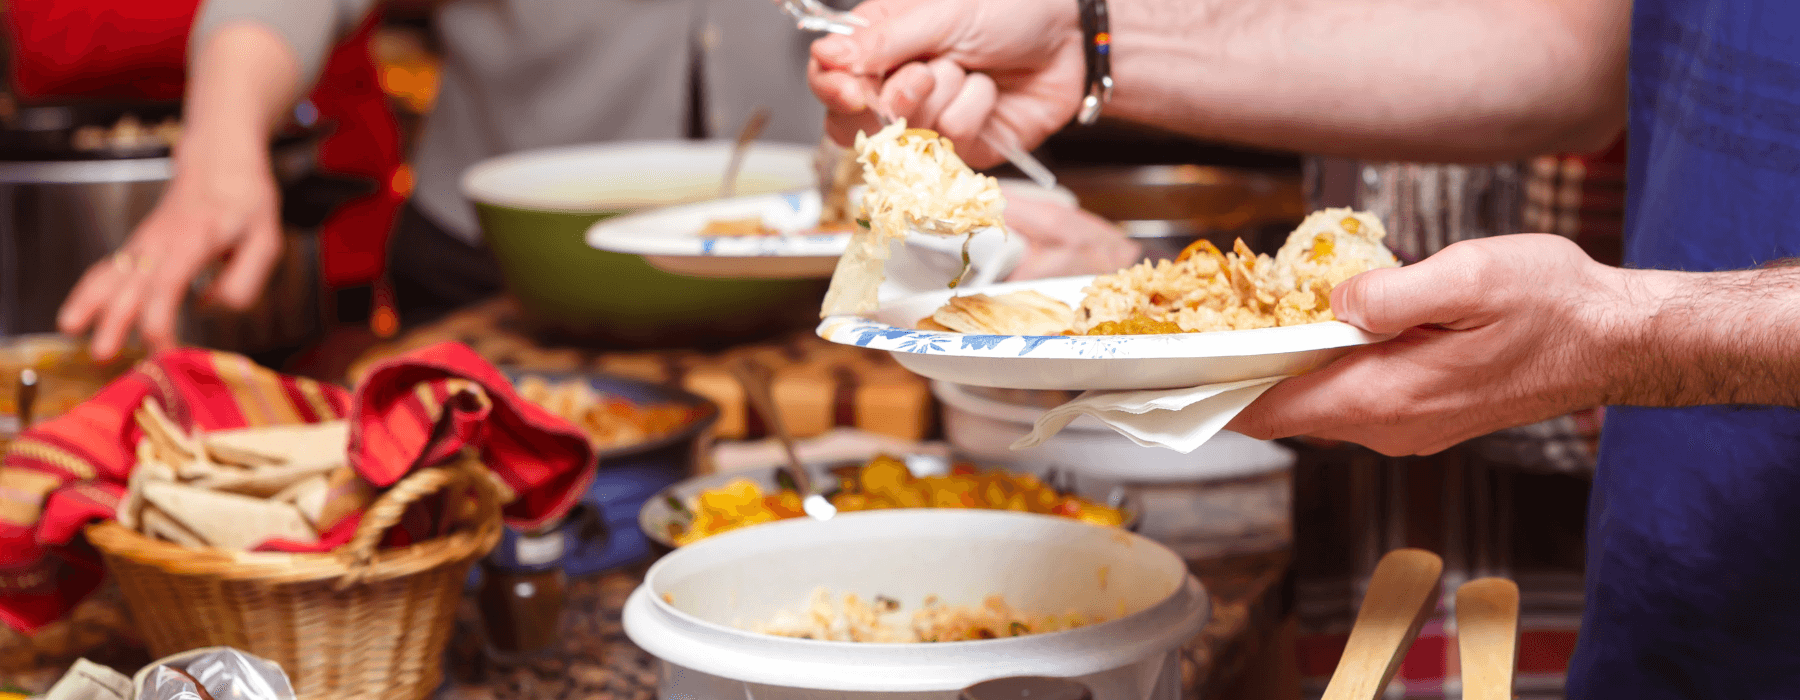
[477, 369, 720, 581]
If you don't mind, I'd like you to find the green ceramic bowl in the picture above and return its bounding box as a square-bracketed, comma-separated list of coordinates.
[462, 140, 829, 347]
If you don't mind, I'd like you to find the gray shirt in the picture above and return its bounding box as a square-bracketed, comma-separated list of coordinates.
[195, 0, 827, 243]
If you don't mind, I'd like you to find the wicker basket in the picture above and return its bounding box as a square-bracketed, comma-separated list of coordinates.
[85, 453, 506, 700]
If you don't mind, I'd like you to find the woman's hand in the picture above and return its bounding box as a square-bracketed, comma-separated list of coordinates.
[56, 136, 283, 360]
[57, 21, 303, 360]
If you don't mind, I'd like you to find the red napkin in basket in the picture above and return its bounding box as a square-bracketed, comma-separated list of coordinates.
[0, 342, 593, 633]
[348, 341, 595, 529]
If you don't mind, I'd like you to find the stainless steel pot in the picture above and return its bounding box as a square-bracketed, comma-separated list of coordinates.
[1055, 164, 1306, 261]
[0, 100, 325, 355]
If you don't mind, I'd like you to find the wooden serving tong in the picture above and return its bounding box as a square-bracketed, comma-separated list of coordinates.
[1457, 577, 1522, 700]
[1321, 548, 1444, 700]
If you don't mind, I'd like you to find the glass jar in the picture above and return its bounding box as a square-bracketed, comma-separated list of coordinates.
[477, 527, 569, 662]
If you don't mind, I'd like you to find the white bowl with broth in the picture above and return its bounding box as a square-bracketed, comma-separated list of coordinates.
[461, 140, 828, 345]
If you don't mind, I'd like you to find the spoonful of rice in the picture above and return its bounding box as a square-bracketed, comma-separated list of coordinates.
[820, 119, 1007, 317]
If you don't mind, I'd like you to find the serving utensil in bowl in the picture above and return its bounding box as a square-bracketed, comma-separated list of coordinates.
[721, 107, 772, 199]
[727, 358, 835, 520]
[16, 368, 36, 430]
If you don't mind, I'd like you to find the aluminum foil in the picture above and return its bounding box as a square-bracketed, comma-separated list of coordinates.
[135, 648, 294, 700]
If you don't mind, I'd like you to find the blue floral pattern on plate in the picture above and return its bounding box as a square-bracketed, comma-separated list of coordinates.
[590, 189, 849, 258]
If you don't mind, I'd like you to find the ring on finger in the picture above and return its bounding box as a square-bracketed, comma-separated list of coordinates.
[111, 251, 154, 273]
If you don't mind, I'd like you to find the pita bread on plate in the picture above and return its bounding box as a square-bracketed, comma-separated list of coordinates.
[927, 291, 1075, 336]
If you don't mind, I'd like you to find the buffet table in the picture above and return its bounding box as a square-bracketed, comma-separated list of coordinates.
[381, 298, 1299, 700]
[0, 296, 1299, 699]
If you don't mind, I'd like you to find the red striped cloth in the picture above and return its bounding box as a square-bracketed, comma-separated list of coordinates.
[0, 342, 593, 633]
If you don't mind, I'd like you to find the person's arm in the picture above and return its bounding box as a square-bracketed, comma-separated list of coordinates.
[1605, 264, 1800, 408]
[810, 0, 1630, 167]
[1221, 235, 1800, 456]
[57, 1, 375, 359]
[998, 184, 1143, 281]
[1103, 0, 1630, 161]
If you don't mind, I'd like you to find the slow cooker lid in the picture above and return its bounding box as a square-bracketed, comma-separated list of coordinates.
[0, 98, 319, 162]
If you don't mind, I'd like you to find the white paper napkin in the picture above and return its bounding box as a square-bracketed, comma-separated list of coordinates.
[1010, 376, 1290, 454]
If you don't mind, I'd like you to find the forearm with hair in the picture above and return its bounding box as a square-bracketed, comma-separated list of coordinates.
[1105, 0, 1629, 162]
[1607, 266, 1800, 408]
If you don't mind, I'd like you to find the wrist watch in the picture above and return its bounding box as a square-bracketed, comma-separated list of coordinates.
[1077, 0, 1113, 125]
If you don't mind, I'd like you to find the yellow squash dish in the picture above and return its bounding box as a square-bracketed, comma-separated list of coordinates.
[671, 455, 1126, 546]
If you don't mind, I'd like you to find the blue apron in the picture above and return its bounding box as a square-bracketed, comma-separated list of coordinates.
[1569, 1, 1800, 697]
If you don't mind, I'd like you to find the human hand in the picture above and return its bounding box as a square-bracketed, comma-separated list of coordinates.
[56, 137, 283, 360]
[1225, 234, 1629, 456]
[807, 0, 1085, 168]
[1000, 184, 1142, 281]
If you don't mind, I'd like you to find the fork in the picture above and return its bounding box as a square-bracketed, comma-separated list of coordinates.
[776, 0, 1060, 191]
[771, 0, 866, 35]
[863, 78, 1059, 192]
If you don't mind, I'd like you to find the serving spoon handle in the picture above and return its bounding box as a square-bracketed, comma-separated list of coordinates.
[1321, 548, 1443, 700]
[1456, 577, 1520, 700]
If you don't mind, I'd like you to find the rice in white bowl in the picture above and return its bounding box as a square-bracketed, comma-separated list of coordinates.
[750, 587, 1101, 643]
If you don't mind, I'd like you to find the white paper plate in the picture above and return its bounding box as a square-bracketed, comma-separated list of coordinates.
[817, 276, 1393, 391]
[585, 188, 1030, 284]
[585, 189, 851, 278]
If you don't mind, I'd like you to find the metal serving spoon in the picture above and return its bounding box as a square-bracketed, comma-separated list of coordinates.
[720, 106, 772, 199]
[729, 358, 836, 521]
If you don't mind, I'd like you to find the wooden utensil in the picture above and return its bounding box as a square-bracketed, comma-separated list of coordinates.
[1456, 578, 1521, 700]
[1321, 548, 1444, 700]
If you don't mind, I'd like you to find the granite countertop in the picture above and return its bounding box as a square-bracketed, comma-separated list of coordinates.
[433, 550, 1291, 700]
[0, 548, 1288, 700]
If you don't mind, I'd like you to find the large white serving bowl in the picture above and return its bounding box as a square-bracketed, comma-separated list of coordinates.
[622, 510, 1210, 700]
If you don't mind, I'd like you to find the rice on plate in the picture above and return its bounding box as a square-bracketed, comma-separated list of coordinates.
[919, 208, 1401, 336]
